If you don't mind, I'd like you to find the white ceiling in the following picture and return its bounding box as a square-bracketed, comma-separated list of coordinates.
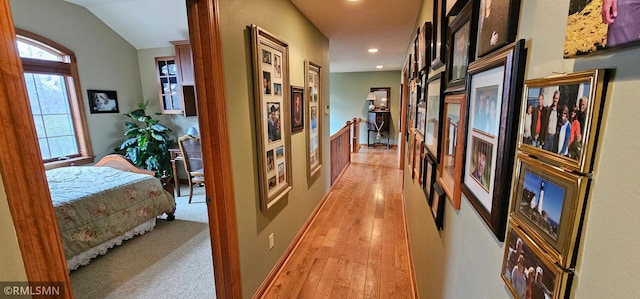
[65, 0, 422, 73]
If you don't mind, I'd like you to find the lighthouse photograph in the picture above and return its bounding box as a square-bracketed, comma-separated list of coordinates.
[518, 170, 566, 241]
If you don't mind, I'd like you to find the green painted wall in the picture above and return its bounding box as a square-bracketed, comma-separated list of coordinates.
[217, 0, 330, 296]
[404, 0, 640, 298]
[330, 71, 401, 146]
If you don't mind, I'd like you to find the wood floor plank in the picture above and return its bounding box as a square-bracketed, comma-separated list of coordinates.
[261, 148, 415, 299]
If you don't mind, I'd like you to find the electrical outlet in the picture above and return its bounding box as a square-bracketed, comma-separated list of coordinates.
[268, 233, 274, 250]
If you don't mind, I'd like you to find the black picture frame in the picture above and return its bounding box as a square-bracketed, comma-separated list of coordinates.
[87, 89, 119, 114]
[461, 39, 527, 242]
[445, 0, 478, 93]
[419, 22, 433, 73]
[476, 0, 522, 58]
[446, 0, 470, 16]
[432, 180, 446, 230]
[422, 153, 436, 205]
[290, 85, 304, 133]
[431, 0, 447, 69]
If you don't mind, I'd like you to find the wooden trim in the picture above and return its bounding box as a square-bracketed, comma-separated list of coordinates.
[94, 154, 156, 176]
[187, 0, 242, 298]
[254, 167, 349, 298]
[0, 0, 73, 296]
[15, 28, 94, 166]
[401, 192, 419, 299]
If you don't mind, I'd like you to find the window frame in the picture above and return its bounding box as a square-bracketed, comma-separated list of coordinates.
[16, 28, 94, 168]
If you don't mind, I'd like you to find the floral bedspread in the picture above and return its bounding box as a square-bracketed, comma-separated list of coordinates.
[46, 166, 176, 260]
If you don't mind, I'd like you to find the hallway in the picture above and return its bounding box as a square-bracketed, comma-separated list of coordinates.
[262, 147, 415, 298]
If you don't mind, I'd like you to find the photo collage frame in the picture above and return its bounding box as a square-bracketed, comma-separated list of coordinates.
[250, 25, 293, 211]
[305, 60, 322, 182]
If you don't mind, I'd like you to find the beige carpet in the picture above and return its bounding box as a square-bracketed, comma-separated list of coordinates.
[70, 185, 216, 298]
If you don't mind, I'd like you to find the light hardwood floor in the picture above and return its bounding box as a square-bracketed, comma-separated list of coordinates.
[262, 147, 415, 298]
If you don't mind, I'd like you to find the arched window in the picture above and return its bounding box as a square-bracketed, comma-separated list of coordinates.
[16, 29, 93, 168]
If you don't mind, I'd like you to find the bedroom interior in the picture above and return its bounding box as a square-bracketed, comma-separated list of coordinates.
[5, 0, 216, 297]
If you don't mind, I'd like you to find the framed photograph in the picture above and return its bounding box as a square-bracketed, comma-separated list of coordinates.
[431, 181, 446, 230]
[516, 69, 610, 174]
[437, 93, 467, 210]
[305, 60, 322, 181]
[87, 89, 119, 113]
[408, 128, 416, 175]
[476, 0, 522, 57]
[510, 153, 589, 267]
[408, 79, 420, 134]
[445, 0, 478, 92]
[414, 134, 425, 181]
[431, 0, 447, 69]
[502, 221, 572, 299]
[422, 153, 437, 206]
[461, 40, 526, 241]
[419, 22, 433, 72]
[425, 72, 445, 162]
[564, 1, 640, 58]
[250, 25, 292, 210]
[290, 86, 304, 133]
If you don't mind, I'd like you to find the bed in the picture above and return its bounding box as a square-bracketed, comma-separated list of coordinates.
[46, 154, 177, 271]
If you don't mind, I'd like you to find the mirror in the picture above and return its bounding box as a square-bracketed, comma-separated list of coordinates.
[370, 87, 391, 111]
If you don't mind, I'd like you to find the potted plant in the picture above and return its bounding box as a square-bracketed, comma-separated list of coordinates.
[115, 102, 175, 178]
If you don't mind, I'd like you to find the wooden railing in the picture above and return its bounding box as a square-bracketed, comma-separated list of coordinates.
[330, 119, 359, 185]
[352, 117, 361, 153]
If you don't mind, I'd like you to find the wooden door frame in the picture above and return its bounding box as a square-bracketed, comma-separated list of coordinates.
[0, 0, 241, 298]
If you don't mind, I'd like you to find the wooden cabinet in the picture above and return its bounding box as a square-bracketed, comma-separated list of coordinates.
[155, 41, 197, 116]
[172, 40, 194, 85]
[367, 111, 391, 147]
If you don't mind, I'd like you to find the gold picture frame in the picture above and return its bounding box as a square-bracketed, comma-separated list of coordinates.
[250, 25, 292, 210]
[502, 221, 572, 299]
[516, 69, 610, 174]
[510, 153, 589, 267]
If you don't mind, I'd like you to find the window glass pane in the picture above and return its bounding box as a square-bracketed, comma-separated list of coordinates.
[48, 136, 77, 158]
[170, 83, 178, 94]
[169, 77, 178, 84]
[42, 114, 73, 137]
[16, 40, 62, 61]
[38, 138, 51, 160]
[163, 95, 171, 110]
[167, 62, 177, 75]
[159, 60, 168, 74]
[23, 73, 42, 115]
[33, 115, 46, 138]
[33, 74, 69, 114]
[172, 95, 181, 110]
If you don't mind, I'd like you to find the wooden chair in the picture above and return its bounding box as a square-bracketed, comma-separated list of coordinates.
[177, 134, 204, 203]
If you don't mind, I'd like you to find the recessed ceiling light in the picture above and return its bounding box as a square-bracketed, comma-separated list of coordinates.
[368, 48, 378, 53]
[376, 65, 384, 69]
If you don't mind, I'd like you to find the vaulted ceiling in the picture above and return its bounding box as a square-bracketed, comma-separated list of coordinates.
[65, 0, 422, 73]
